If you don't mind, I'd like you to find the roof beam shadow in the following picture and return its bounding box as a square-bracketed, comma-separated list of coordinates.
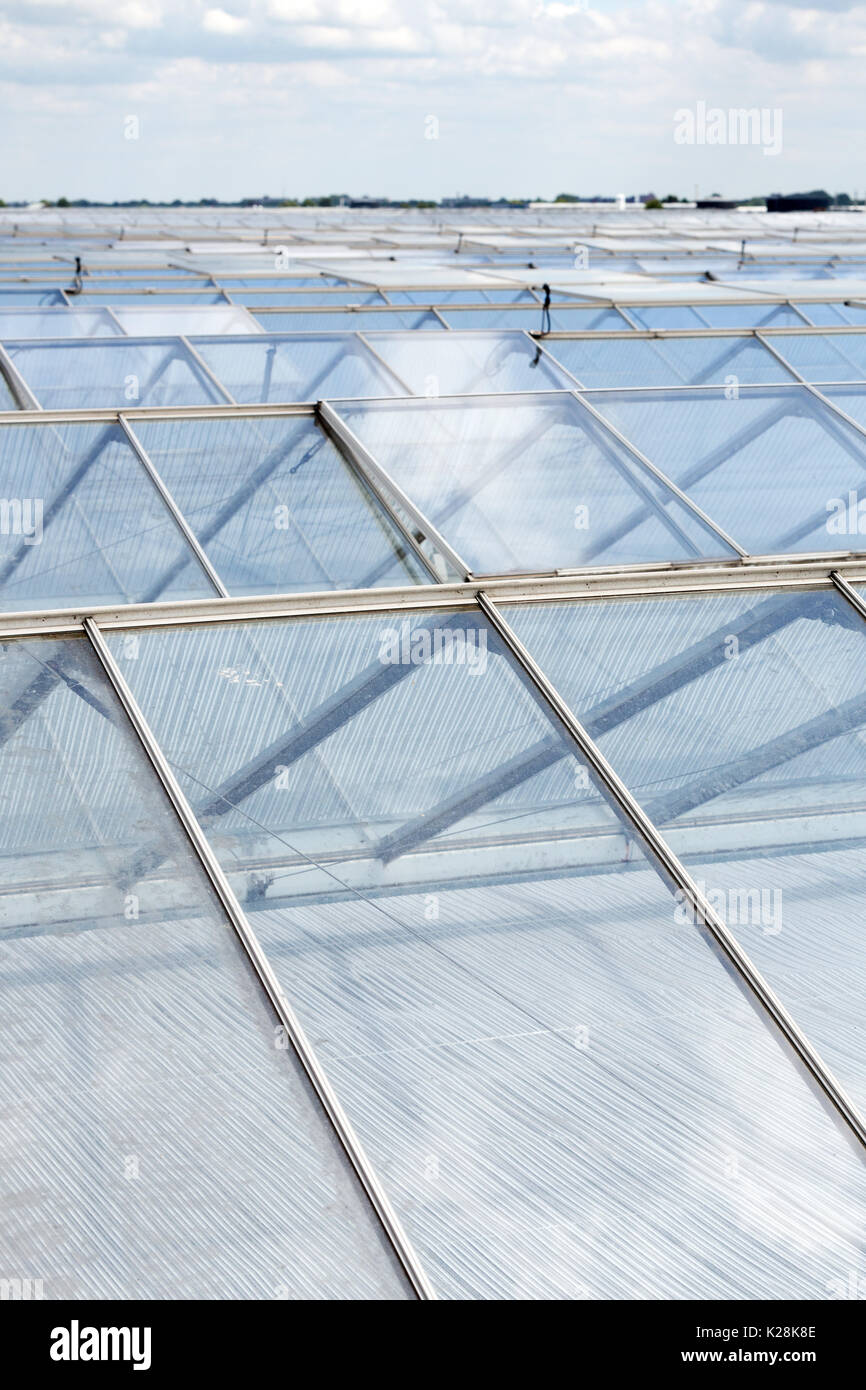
[139, 429, 324, 603]
[376, 734, 568, 863]
[370, 590, 845, 863]
[0, 423, 119, 589]
[647, 689, 866, 825]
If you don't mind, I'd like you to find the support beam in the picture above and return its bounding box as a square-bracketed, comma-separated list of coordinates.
[647, 689, 866, 825]
[0, 638, 115, 748]
[574, 395, 795, 564]
[376, 734, 567, 863]
[195, 610, 486, 822]
[370, 588, 838, 862]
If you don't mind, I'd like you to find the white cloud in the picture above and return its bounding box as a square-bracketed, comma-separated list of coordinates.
[202, 8, 250, 34]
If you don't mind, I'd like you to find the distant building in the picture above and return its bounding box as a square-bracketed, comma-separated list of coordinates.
[767, 191, 832, 213]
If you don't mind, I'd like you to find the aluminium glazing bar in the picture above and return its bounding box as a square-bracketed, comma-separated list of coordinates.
[758, 332, 866, 448]
[318, 399, 471, 579]
[3, 557, 866, 639]
[571, 390, 750, 557]
[476, 590, 866, 1154]
[0, 343, 41, 409]
[613, 305, 641, 330]
[117, 415, 229, 597]
[830, 569, 866, 622]
[82, 615, 437, 1301]
[0, 403, 316, 426]
[317, 417, 444, 584]
[354, 333, 415, 394]
[178, 335, 238, 404]
[102, 305, 129, 335]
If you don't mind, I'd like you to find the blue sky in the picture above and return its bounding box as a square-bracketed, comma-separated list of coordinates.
[1, 0, 864, 202]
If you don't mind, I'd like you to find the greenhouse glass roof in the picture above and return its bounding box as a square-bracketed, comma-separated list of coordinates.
[3, 205, 866, 1300]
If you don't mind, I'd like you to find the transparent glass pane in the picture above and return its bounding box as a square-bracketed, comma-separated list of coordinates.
[822, 385, 866, 442]
[699, 304, 805, 328]
[251, 310, 444, 331]
[0, 371, 18, 409]
[75, 291, 227, 306]
[387, 288, 537, 305]
[584, 384, 866, 556]
[440, 306, 630, 330]
[0, 288, 67, 306]
[365, 331, 576, 394]
[107, 609, 866, 1299]
[110, 305, 259, 336]
[0, 309, 122, 338]
[507, 588, 866, 1119]
[0, 633, 409, 1299]
[4, 339, 227, 409]
[230, 289, 384, 306]
[796, 303, 853, 327]
[218, 277, 348, 289]
[768, 332, 866, 383]
[625, 305, 707, 329]
[335, 392, 738, 573]
[132, 414, 426, 594]
[190, 334, 405, 402]
[546, 336, 792, 388]
[0, 422, 217, 611]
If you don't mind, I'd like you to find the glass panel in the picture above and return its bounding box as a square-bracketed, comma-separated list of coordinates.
[132, 414, 427, 594]
[507, 587, 866, 1119]
[0, 632, 409, 1299]
[110, 305, 259, 336]
[625, 305, 707, 329]
[365, 331, 576, 394]
[794, 304, 866, 327]
[584, 384, 866, 556]
[217, 276, 348, 289]
[831, 303, 866, 324]
[439, 306, 630, 330]
[796, 303, 852, 327]
[699, 304, 805, 328]
[0, 309, 122, 338]
[0, 371, 18, 410]
[230, 289, 385, 306]
[768, 333, 866, 383]
[0, 422, 216, 610]
[4, 339, 227, 409]
[107, 609, 866, 1299]
[75, 291, 228, 306]
[387, 289, 537, 305]
[84, 270, 207, 281]
[335, 392, 738, 573]
[190, 334, 405, 402]
[545, 336, 792, 388]
[0, 288, 67, 306]
[251, 310, 444, 331]
[822, 385, 866, 442]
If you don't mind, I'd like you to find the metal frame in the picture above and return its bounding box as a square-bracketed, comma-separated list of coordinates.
[3, 556, 866, 639]
[319, 399, 472, 579]
[7, 210, 866, 1296]
[117, 414, 229, 597]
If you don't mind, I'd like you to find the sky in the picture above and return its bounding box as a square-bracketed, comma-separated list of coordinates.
[1, 0, 865, 203]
